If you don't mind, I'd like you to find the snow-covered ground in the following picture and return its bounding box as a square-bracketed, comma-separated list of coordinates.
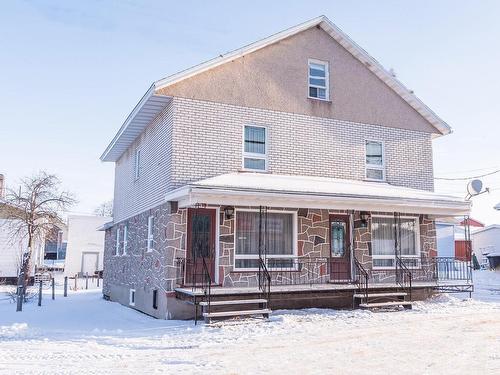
[1, 271, 499, 375]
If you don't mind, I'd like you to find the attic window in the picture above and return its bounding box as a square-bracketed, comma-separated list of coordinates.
[308, 59, 329, 100]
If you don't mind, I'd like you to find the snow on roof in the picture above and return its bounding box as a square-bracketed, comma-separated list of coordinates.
[165, 173, 470, 216]
[471, 224, 500, 236]
[192, 173, 463, 202]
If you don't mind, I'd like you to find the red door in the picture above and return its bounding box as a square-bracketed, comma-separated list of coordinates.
[185, 208, 216, 285]
[329, 215, 351, 282]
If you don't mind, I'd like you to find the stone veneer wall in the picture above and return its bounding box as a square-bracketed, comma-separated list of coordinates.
[103, 203, 187, 317]
[103, 204, 438, 315]
[218, 208, 437, 286]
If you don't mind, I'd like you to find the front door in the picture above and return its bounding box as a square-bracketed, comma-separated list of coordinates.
[329, 215, 351, 282]
[186, 208, 216, 285]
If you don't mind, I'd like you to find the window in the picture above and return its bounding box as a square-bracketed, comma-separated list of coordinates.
[152, 289, 158, 310]
[134, 149, 141, 180]
[129, 289, 135, 306]
[234, 210, 296, 270]
[308, 59, 329, 100]
[371, 216, 420, 269]
[123, 225, 128, 255]
[365, 140, 385, 181]
[115, 228, 120, 256]
[243, 125, 267, 171]
[147, 215, 154, 252]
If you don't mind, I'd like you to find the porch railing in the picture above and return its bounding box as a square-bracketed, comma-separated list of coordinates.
[353, 257, 368, 300]
[408, 257, 472, 282]
[175, 256, 472, 290]
[395, 255, 412, 300]
[258, 258, 271, 301]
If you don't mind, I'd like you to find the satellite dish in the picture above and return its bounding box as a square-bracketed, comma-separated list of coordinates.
[467, 179, 483, 196]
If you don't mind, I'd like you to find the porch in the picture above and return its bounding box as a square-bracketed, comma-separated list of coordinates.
[174, 255, 473, 323]
[165, 173, 472, 321]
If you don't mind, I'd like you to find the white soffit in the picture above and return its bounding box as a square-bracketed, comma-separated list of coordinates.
[154, 15, 451, 136]
[100, 86, 171, 162]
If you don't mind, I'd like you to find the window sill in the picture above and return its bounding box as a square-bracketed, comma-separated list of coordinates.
[238, 168, 270, 173]
[307, 96, 332, 103]
[363, 178, 386, 183]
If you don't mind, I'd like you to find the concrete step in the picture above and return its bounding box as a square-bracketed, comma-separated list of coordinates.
[203, 309, 272, 319]
[354, 292, 407, 299]
[199, 299, 267, 306]
[359, 301, 412, 309]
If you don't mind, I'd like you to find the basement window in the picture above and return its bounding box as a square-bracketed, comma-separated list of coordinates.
[129, 289, 136, 306]
[153, 289, 158, 310]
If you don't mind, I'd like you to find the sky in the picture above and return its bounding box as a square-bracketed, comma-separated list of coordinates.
[1, 0, 499, 224]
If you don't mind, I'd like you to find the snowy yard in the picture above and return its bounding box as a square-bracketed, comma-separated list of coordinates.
[1, 271, 499, 375]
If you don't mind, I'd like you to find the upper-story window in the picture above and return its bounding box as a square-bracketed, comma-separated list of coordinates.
[308, 59, 329, 100]
[365, 140, 385, 181]
[134, 148, 141, 180]
[243, 125, 267, 171]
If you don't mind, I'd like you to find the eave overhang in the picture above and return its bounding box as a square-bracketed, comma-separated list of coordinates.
[165, 185, 470, 218]
[100, 85, 171, 162]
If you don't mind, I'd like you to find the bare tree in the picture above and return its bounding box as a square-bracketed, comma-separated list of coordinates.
[93, 200, 113, 217]
[1, 172, 75, 305]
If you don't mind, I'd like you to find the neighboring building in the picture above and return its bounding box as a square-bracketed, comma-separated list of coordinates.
[43, 223, 68, 262]
[100, 16, 471, 320]
[472, 225, 500, 267]
[436, 222, 456, 258]
[0, 175, 44, 284]
[64, 215, 111, 277]
[436, 218, 484, 260]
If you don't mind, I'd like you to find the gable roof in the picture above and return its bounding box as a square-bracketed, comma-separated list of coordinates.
[101, 15, 451, 162]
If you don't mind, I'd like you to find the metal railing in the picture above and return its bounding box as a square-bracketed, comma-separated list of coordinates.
[408, 257, 472, 282]
[353, 257, 368, 300]
[395, 255, 412, 300]
[201, 257, 212, 320]
[258, 257, 271, 301]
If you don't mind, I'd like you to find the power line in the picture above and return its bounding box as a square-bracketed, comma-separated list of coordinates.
[434, 169, 500, 181]
[436, 165, 500, 175]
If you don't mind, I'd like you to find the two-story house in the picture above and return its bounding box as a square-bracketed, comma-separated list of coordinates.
[100, 16, 471, 321]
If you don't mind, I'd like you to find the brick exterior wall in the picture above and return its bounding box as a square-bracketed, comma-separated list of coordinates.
[112, 97, 435, 222]
[171, 97, 434, 191]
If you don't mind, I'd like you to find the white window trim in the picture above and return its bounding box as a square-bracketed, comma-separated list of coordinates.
[147, 215, 154, 252]
[134, 148, 141, 180]
[115, 227, 120, 256]
[371, 214, 421, 270]
[365, 139, 386, 182]
[242, 124, 268, 172]
[123, 225, 128, 256]
[129, 289, 135, 306]
[233, 208, 298, 271]
[308, 58, 330, 101]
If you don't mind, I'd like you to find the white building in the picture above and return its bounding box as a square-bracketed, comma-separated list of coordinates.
[0, 200, 44, 283]
[64, 215, 112, 277]
[472, 225, 500, 267]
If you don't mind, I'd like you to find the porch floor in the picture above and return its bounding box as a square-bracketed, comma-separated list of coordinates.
[175, 280, 472, 297]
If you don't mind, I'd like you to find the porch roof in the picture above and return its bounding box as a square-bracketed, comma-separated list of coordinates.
[165, 173, 470, 217]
